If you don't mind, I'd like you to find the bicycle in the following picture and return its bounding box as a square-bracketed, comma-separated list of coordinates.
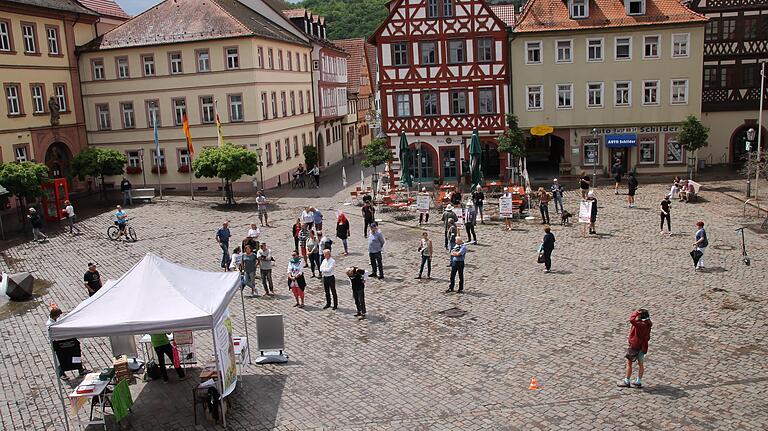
[107, 218, 137, 242]
[291, 173, 305, 189]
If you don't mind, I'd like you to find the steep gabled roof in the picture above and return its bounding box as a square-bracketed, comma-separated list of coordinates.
[514, 0, 707, 33]
[489, 4, 516, 28]
[77, 0, 130, 19]
[333, 38, 367, 93]
[4, 0, 97, 15]
[282, 8, 308, 18]
[80, 0, 308, 51]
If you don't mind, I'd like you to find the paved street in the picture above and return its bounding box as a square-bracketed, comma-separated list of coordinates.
[1, 173, 768, 430]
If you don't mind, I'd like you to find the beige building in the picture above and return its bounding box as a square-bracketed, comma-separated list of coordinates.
[78, 0, 315, 192]
[512, 0, 707, 178]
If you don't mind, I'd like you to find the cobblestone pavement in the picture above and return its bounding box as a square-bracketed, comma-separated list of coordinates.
[1, 173, 768, 430]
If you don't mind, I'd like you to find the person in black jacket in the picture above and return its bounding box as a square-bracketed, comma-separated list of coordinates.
[336, 211, 351, 255]
[291, 218, 302, 253]
[612, 158, 624, 195]
[27, 208, 47, 243]
[362, 201, 375, 238]
[346, 266, 367, 319]
[588, 191, 598, 235]
[627, 172, 638, 208]
[541, 226, 555, 272]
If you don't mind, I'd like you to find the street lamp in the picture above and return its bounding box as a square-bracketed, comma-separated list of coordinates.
[256, 146, 264, 191]
[746, 127, 756, 197]
[416, 141, 422, 190]
[139, 148, 147, 187]
[591, 128, 598, 189]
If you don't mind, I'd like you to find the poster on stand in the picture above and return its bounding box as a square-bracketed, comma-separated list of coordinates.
[173, 330, 196, 365]
[499, 196, 513, 218]
[578, 201, 593, 223]
[416, 194, 430, 214]
[214, 308, 238, 397]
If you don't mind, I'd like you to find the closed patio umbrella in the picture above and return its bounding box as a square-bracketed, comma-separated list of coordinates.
[399, 131, 413, 188]
[469, 129, 482, 190]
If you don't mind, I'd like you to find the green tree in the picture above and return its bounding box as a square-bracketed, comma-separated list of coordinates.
[362, 138, 392, 196]
[0, 161, 50, 209]
[71, 147, 127, 199]
[303, 144, 319, 168]
[678, 115, 710, 178]
[297, 0, 389, 40]
[497, 114, 526, 182]
[192, 144, 259, 204]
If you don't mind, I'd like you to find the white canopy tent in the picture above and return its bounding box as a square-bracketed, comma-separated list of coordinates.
[49, 253, 249, 429]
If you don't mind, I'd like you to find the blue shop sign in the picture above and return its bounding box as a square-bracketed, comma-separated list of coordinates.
[606, 133, 637, 148]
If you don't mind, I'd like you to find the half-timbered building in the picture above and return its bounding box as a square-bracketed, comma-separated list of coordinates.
[370, 0, 513, 184]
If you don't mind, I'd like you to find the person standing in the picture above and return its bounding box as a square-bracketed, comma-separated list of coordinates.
[216, 221, 232, 271]
[336, 211, 351, 255]
[418, 188, 431, 225]
[368, 223, 386, 280]
[541, 226, 555, 273]
[149, 333, 185, 382]
[287, 251, 306, 308]
[347, 266, 367, 319]
[244, 223, 261, 252]
[450, 189, 462, 207]
[306, 230, 321, 277]
[256, 191, 270, 227]
[446, 238, 467, 293]
[612, 158, 624, 195]
[83, 263, 102, 297]
[120, 177, 132, 206]
[659, 195, 672, 235]
[617, 309, 652, 388]
[446, 219, 458, 260]
[256, 243, 275, 296]
[298, 224, 309, 266]
[319, 249, 337, 309]
[48, 307, 89, 380]
[537, 187, 551, 224]
[464, 202, 477, 243]
[417, 231, 433, 279]
[362, 200, 375, 238]
[229, 247, 243, 271]
[472, 186, 485, 223]
[441, 205, 458, 249]
[579, 171, 591, 199]
[587, 191, 598, 235]
[27, 208, 47, 243]
[319, 231, 333, 253]
[301, 206, 315, 230]
[241, 245, 259, 297]
[693, 221, 708, 271]
[309, 164, 320, 188]
[63, 200, 81, 235]
[550, 179, 564, 215]
[627, 172, 638, 208]
[501, 190, 513, 231]
[312, 207, 324, 232]
[114, 205, 129, 241]
[291, 218, 302, 253]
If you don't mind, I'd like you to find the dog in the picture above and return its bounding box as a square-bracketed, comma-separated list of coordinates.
[560, 210, 573, 226]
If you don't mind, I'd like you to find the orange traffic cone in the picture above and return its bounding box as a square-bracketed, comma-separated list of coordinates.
[528, 377, 540, 390]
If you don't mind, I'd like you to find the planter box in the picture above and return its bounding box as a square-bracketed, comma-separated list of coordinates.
[151, 166, 168, 174]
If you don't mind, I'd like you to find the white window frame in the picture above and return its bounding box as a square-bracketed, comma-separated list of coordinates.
[395, 93, 411, 117]
[642, 80, 660, 106]
[117, 57, 129, 79]
[97, 104, 111, 130]
[229, 94, 243, 122]
[526, 85, 543, 111]
[46, 27, 59, 55]
[226, 47, 239, 70]
[555, 39, 573, 64]
[93, 59, 105, 80]
[614, 81, 632, 107]
[14, 146, 28, 162]
[556, 83, 573, 109]
[625, 0, 645, 15]
[143, 55, 155, 76]
[55, 84, 66, 111]
[570, 0, 588, 18]
[179, 148, 191, 167]
[22, 24, 36, 53]
[478, 87, 496, 115]
[671, 33, 690, 58]
[0, 21, 11, 52]
[643, 35, 660, 59]
[201, 96, 215, 123]
[197, 50, 210, 72]
[615, 36, 632, 61]
[170, 52, 183, 74]
[173, 98, 186, 126]
[525, 41, 542, 65]
[586, 38, 604, 62]
[586, 82, 604, 108]
[31, 85, 45, 113]
[127, 151, 141, 168]
[670, 79, 689, 105]
[121, 102, 135, 128]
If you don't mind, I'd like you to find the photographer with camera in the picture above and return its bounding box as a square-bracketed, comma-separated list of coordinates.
[346, 266, 368, 320]
[617, 308, 652, 388]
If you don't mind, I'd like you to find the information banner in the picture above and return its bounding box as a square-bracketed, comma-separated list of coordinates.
[579, 201, 592, 223]
[417, 193, 430, 214]
[499, 196, 513, 218]
[214, 308, 238, 398]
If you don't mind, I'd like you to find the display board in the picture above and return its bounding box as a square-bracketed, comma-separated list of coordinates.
[499, 196, 513, 218]
[214, 309, 237, 398]
[416, 193, 430, 214]
[579, 201, 593, 223]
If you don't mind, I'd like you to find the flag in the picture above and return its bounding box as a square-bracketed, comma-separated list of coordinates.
[214, 100, 224, 147]
[182, 113, 194, 155]
[153, 111, 160, 165]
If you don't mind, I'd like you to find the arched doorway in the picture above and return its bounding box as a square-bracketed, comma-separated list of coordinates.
[44, 142, 72, 179]
[731, 125, 764, 165]
[408, 144, 435, 184]
[481, 142, 500, 178]
[526, 134, 564, 180]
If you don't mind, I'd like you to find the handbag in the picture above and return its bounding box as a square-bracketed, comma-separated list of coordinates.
[537, 253, 546, 264]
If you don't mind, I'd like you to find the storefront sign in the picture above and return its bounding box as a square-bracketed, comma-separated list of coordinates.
[606, 133, 637, 148]
[593, 125, 680, 135]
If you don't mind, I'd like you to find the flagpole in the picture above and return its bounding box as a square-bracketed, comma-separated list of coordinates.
[153, 111, 164, 200]
[189, 152, 195, 201]
[215, 100, 226, 203]
[183, 112, 195, 201]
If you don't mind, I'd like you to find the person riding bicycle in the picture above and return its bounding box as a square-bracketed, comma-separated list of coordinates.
[114, 205, 128, 240]
[293, 164, 306, 188]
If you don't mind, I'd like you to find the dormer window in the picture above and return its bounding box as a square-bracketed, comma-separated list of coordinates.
[626, 0, 645, 15]
[570, 0, 588, 19]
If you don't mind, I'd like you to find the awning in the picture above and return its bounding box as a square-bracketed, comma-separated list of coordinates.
[606, 133, 637, 148]
[530, 125, 554, 136]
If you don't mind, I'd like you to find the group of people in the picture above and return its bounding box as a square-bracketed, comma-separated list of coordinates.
[292, 163, 321, 189]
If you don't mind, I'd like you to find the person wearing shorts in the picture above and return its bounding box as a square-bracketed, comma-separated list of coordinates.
[626, 172, 638, 208]
[298, 224, 309, 265]
[612, 159, 624, 195]
[618, 308, 652, 388]
[256, 191, 270, 227]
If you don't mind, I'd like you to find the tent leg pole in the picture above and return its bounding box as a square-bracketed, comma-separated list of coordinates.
[51, 342, 71, 431]
[211, 328, 227, 429]
[240, 288, 252, 365]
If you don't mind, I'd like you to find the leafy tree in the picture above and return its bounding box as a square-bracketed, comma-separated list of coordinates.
[0, 161, 49, 209]
[678, 115, 710, 178]
[303, 145, 319, 168]
[71, 147, 126, 199]
[362, 138, 392, 195]
[192, 144, 259, 204]
[297, 0, 390, 40]
[497, 114, 526, 181]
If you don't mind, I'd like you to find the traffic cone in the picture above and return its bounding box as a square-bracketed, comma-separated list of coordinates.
[528, 376, 540, 390]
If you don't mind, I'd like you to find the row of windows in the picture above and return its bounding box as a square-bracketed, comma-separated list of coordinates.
[90, 46, 310, 80]
[393, 88, 498, 117]
[391, 38, 496, 66]
[525, 79, 689, 110]
[704, 64, 761, 89]
[0, 19, 61, 56]
[426, 0, 454, 19]
[705, 16, 767, 42]
[525, 33, 690, 64]
[321, 55, 348, 76]
[321, 88, 348, 110]
[262, 135, 307, 166]
[567, 0, 646, 19]
[3, 82, 68, 116]
[581, 136, 685, 167]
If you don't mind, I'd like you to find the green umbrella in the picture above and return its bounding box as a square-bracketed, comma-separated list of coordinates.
[399, 131, 413, 188]
[469, 129, 482, 190]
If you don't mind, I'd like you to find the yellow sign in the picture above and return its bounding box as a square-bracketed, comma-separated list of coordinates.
[530, 125, 554, 136]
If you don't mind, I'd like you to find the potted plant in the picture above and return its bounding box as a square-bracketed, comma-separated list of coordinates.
[178, 164, 190, 173]
[151, 165, 167, 174]
[126, 166, 142, 175]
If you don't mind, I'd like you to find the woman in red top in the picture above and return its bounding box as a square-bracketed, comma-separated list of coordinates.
[291, 218, 302, 253]
[618, 308, 652, 388]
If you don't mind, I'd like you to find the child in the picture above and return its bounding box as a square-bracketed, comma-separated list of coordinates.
[229, 247, 243, 271]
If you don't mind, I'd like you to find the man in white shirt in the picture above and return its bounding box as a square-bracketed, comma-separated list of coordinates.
[301, 206, 315, 230]
[244, 223, 261, 251]
[319, 249, 337, 309]
[255, 191, 270, 227]
[63, 200, 81, 235]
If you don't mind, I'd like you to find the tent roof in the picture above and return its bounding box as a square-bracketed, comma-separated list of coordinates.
[49, 253, 240, 340]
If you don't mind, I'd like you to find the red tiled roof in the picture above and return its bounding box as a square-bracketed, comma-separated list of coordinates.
[489, 4, 516, 28]
[77, 0, 130, 19]
[515, 0, 707, 33]
[282, 8, 307, 18]
[333, 38, 366, 94]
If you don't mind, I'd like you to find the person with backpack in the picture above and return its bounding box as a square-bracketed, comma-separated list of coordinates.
[617, 308, 652, 389]
[693, 221, 708, 271]
[287, 251, 306, 308]
[627, 172, 638, 208]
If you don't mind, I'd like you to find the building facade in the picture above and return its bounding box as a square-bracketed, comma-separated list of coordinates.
[512, 0, 707, 178]
[78, 0, 315, 192]
[370, 0, 512, 184]
[76, 0, 130, 35]
[690, 0, 768, 166]
[334, 38, 378, 156]
[285, 9, 350, 168]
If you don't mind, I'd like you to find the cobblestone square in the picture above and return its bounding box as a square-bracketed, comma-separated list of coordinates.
[1, 175, 767, 430]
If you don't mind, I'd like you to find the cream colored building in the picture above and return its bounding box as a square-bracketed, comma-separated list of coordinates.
[512, 0, 707, 177]
[78, 0, 315, 192]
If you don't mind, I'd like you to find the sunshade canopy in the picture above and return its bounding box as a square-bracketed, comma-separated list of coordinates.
[48, 253, 241, 340]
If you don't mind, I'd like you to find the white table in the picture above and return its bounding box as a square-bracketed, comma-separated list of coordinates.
[68, 373, 110, 430]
